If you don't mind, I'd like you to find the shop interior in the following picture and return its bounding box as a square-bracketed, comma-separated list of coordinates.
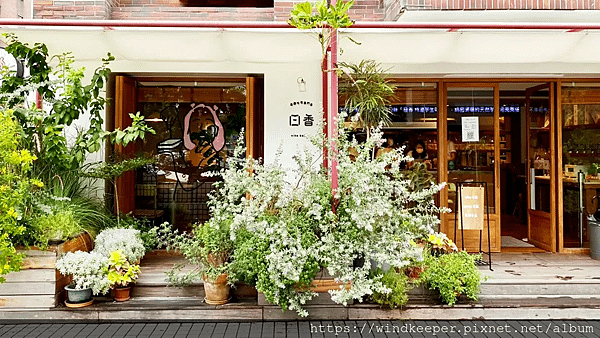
[382, 81, 600, 252]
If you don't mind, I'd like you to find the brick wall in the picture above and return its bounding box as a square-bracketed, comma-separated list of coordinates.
[34, 0, 385, 21]
[274, 0, 384, 21]
[401, 0, 599, 10]
[34, 0, 113, 19]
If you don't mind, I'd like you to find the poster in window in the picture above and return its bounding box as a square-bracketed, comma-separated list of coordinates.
[457, 186, 485, 230]
[461, 116, 480, 142]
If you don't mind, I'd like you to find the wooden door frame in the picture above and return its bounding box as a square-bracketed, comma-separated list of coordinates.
[113, 74, 264, 218]
[525, 82, 557, 252]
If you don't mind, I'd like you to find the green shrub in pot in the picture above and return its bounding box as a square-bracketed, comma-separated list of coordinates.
[30, 209, 82, 247]
[419, 251, 482, 306]
[107, 250, 141, 287]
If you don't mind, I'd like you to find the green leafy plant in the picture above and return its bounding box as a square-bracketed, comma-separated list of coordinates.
[0, 34, 115, 179]
[30, 209, 82, 248]
[156, 218, 234, 285]
[55, 250, 110, 295]
[288, 0, 356, 64]
[371, 268, 411, 309]
[83, 156, 154, 224]
[419, 251, 482, 306]
[0, 109, 42, 282]
[107, 250, 141, 288]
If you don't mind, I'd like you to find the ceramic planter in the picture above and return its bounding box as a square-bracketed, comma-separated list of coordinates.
[203, 273, 230, 305]
[64, 284, 93, 307]
[113, 286, 131, 302]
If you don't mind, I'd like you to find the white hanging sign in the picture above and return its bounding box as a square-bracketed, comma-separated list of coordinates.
[461, 116, 480, 142]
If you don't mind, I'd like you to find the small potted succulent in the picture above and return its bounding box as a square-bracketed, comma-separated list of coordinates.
[55, 251, 110, 307]
[107, 250, 141, 302]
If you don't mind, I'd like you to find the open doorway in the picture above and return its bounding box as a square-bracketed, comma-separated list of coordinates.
[498, 82, 551, 252]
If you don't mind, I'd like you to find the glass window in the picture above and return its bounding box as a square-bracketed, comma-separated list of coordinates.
[446, 87, 496, 214]
[561, 83, 600, 248]
[134, 84, 246, 231]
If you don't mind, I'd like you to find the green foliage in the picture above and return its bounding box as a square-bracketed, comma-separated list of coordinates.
[338, 60, 396, 136]
[107, 250, 141, 288]
[0, 109, 41, 282]
[288, 0, 355, 58]
[371, 268, 411, 309]
[83, 156, 154, 224]
[116, 215, 158, 252]
[230, 227, 269, 285]
[156, 218, 234, 283]
[106, 112, 156, 147]
[1, 34, 115, 176]
[419, 251, 482, 306]
[30, 209, 82, 248]
[83, 156, 154, 182]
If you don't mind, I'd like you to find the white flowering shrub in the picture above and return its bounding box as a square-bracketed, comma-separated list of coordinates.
[209, 116, 448, 316]
[55, 250, 110, 295]
[93, 228, 146, 263]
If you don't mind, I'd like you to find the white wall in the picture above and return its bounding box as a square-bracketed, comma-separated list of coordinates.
[6, 24, 600, 171]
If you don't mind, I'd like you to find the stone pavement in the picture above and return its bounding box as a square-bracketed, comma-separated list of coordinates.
[1, 321, 600, 338]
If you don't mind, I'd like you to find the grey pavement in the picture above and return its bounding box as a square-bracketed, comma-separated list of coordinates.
[1, 321, 600, 338]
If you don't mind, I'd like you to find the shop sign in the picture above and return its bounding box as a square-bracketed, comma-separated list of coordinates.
[461, 116, 479, 142]
[458, 186, 485, 230]
[288, 101, 316, 138]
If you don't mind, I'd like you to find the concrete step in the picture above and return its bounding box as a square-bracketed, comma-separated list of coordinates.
[479, 281, 600, 296]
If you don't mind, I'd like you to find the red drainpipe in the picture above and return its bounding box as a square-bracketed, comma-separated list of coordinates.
[329, 7, 339, 202]
[322, 56, 329, 171]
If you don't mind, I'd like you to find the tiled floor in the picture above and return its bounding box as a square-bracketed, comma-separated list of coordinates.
[2, 321, 600, 338]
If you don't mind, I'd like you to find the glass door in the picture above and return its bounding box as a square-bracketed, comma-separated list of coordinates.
[443, 83, 500, 252]
[526, 83, 556, 252]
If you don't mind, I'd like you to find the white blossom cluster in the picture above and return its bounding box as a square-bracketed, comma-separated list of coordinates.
[55, 250, 110, 295]
[203, 121, 446, 315]
[93, 228, 146, 263]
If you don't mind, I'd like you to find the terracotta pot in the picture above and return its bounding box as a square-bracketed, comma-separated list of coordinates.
[113, 286, 131, 302]
[203, 273, 230, 305]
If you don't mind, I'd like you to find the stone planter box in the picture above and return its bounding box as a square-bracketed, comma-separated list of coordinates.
[0, 232, 93, 310]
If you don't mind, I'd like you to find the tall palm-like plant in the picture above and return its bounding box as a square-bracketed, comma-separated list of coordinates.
[338, 60, 396, 139]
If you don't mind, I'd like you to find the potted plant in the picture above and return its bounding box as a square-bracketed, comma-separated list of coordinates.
[107, 250, 141, 302]
[55, 251, 110, 307]
[157, 218, 234, 305]
[419, 250, 482, 306]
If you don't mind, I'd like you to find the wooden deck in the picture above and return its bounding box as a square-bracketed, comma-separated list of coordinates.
[4, 251, 600, 321]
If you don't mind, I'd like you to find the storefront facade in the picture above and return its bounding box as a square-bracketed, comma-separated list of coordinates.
[4, 11, 600, 253]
